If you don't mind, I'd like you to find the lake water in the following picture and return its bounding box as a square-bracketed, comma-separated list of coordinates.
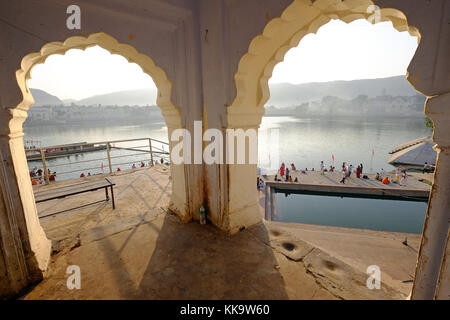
[258, 116, 432, 173]
[273, 192, 427, 234]
[24, 116, 432, 233]
[25, 121, 170, 180]
[25, 116, 432, 175]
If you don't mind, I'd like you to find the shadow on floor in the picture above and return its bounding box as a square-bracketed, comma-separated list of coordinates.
[135, 214, 289, 299]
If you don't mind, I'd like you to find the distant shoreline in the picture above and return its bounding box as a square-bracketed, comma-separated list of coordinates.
[23, 113, 426, 128]
[262, 113, 426, 119]
[23, 117, 166, 128]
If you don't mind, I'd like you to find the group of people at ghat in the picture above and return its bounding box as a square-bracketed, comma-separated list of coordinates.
[256, 161, 414, 189]
[29, 158, 170, 185]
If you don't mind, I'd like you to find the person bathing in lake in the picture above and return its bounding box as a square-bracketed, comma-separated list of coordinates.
[291, 163, 296, 171]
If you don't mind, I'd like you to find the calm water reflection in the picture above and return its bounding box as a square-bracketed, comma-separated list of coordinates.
[274, 192, 427, 234]
[258, 116, 432, 173]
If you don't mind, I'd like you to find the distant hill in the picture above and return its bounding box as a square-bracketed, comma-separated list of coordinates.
[30, 88, 157, 107]
[76, 88, 157, 106]
[30, 88, 63, 106]
[267, 76, 420, 107]
[30, 76, 420, 108]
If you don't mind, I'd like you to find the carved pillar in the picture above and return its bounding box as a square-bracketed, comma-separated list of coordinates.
[0, 114, 51, 299]
[435, 229, 449, 299]
[411, 93, 450, 300]
[162, 108, 191, 222]
[226, 108, 265, 233]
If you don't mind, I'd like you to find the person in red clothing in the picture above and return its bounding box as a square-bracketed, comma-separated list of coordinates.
[356, 165, 361, 178]
[280, 163, 285, 177]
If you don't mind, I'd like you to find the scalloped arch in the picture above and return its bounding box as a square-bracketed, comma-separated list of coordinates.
[227, 0, 420, 128]
[11, 32, 181, 135]
[8, 32, 189, 229]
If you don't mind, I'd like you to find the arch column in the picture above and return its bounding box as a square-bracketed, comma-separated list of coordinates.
[162, 108, 190, 220]
[412, 93, 450, 299]
[225, 0, 420, 234]
[11, 32, 190, 222]
[0, 111, 51, 299]
[225, 107, 266, 233]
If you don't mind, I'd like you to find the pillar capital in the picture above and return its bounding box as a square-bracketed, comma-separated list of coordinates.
[227, 106, 265, 129]
[425, 93, 450, 149]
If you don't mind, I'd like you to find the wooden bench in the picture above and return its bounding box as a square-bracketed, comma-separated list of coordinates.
[35, 178, 116, 218]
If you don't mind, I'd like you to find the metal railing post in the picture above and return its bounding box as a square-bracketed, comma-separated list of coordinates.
[106, 143, 113, 173]
[40, 149, 50, 184]
[148, 138, 154, 166]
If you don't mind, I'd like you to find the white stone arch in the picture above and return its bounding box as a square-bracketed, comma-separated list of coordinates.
[224, 0, 423, 250]
[228, 0, 450, 300]
[7, 32, 189, 266]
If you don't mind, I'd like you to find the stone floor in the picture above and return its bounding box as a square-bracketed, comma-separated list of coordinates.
[34, 164, 171, 243]
[24, 165, 421, 299]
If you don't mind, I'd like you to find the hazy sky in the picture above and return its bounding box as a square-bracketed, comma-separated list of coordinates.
[270, 19, 418, 84]
[28, 19, 418, 100]
[29, 46, 156, 101]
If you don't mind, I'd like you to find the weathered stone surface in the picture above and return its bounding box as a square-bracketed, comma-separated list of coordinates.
[0, 0, 449, 298]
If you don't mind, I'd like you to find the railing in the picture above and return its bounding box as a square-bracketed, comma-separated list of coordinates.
[26, 137, 170, 184]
